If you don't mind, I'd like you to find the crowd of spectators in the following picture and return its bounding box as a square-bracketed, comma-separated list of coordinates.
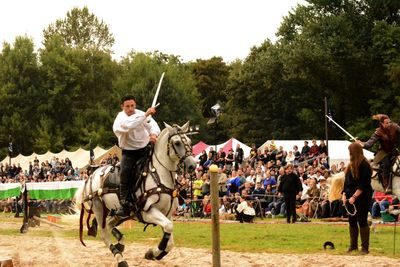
[0, 153, 119, 214]
[175, 140, 399, 223]
[1, 140, 398, 223]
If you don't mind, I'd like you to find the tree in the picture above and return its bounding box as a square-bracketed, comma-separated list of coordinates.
[114, 51, 203, 135]
[0, 36, 41, 155]
[39, 34, 119, 150]
[43, 7, 115, 53]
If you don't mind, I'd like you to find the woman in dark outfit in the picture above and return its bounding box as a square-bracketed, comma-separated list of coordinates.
[278, 164, 303, 223]
[342, 142, 372, 254]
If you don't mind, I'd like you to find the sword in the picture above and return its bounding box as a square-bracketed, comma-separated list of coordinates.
[147, 72, 165, 122]
[326, 115, 357, 141]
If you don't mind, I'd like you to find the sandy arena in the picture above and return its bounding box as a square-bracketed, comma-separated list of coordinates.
[0, 220, 399, 267]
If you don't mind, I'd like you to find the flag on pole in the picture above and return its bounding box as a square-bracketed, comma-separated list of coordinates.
[8, 135, 12, 156]
[89, 139, 95, 164]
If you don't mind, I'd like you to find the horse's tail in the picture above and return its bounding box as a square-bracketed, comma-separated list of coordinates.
[79, 203, 87, 247]
[74, 180, 87, 246]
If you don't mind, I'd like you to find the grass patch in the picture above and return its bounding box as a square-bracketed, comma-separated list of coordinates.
[1, 213, 399, 257]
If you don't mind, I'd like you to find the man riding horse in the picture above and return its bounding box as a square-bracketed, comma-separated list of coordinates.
[113, 95, 160, 217]
[358, 114, 400, 194]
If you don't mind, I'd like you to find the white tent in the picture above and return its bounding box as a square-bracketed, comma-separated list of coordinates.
[1, 145, 122, 172]
[258, 140, 374, 166]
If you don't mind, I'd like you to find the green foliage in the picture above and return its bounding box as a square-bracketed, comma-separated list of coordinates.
[43, 6, 115, 53]
[2, 2, 400, 157]
[114, 51, 203, 131]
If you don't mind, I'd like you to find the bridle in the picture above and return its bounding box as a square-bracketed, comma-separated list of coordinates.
[154, 126, 193, 173]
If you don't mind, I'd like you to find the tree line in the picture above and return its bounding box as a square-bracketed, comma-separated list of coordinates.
[1, 0, 400, 158]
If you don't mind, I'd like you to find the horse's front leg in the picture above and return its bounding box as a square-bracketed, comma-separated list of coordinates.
[141, 208, 175, 261]
[93, 197, 128, 267]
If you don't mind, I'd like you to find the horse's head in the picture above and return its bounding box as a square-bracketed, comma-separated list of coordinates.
[164, 121, 197, 174]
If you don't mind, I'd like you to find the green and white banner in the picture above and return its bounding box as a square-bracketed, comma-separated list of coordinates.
[0, 183, 21, 199]
[26, 181, 84, 200]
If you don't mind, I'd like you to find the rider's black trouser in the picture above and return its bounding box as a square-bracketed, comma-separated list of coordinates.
[120, 145, 150, 203]
[380, 154, 391, 182]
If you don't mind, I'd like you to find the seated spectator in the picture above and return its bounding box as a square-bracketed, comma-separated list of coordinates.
[235, 195, 255, 223]
[252, 182, 266, 216]
[218, 167, 228, 197]
[219, 195, 232, 216]
[202, 195, 212, 218]
[318, 177, 330, 218]
[301, 178, 320, 217]
[263, 170, 277, 193]
[371, 191, 392, 218]
[388, 196, 400, 221]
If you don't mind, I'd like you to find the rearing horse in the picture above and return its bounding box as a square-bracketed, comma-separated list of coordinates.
[75, 122, 197, 267]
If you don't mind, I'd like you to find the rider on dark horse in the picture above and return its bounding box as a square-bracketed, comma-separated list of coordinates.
[113, 95, 160, 217]
[358, 114, 400, 194]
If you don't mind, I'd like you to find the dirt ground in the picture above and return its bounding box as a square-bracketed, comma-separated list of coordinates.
[0, 219, 399, 267]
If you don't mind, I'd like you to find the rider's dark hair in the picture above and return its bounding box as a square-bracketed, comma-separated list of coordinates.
[372, 114, 389, 123]
[121, 95, 136, 104]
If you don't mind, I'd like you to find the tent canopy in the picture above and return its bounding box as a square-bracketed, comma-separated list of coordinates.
[193, 138, 251, 159]
[1, 145, 122, 172]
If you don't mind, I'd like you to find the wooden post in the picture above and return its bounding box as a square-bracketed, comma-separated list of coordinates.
[20, 184, 29, 233]
[324, 97, 329, 166]
[209, 164, 221, 267]
[0, 257, 14, 267]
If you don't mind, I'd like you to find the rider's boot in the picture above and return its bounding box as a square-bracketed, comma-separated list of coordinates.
[385, 176, 392, 195]
[382, 177, 392, 194]
[114, 178, 130, 217]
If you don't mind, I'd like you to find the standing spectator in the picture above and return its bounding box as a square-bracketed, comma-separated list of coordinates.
[234, 144, 244, 171]
[319, 140, 328, 156]
[201, 173, 211, 197]
[293, 145, 301, 165]
[198, 150, 208, 169]
[216, 148, 226, 169]
[225, 149, 234, 174]
[300, 141, 310, 162]
[308, 139, 319, 162]
[193, 172, 204, 200]
[249, 144, 258, 168]
[342, 142, 372, 254]
[278, 164, 303, 224]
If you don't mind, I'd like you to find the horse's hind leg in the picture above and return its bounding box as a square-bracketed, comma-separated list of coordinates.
[142, 209, 175, 261]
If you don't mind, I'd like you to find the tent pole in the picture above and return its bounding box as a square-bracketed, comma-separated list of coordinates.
[324, 97, 329, 166]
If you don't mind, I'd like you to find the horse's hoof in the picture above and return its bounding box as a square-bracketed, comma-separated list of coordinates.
[118, 260, 129, 267]
[115, 243, 125, 253]
[145, 249, 155, 260]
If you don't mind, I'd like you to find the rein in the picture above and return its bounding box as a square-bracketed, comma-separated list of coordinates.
[137, 126, 193, 216]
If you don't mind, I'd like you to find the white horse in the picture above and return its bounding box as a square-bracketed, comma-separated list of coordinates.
[75, 122, 197, 267]
[371, 154, 400, 196]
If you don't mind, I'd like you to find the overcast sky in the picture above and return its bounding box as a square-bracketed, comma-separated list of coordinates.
[0, 0, 305, 62]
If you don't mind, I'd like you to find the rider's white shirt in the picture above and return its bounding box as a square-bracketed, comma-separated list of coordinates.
[113, 109, 160, 150]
